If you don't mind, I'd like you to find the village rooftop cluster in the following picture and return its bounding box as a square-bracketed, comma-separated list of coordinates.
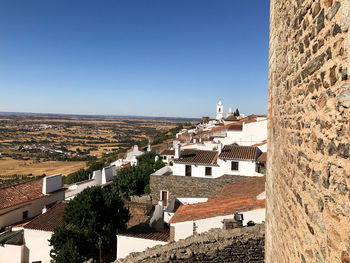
[0, 101, 267, 262]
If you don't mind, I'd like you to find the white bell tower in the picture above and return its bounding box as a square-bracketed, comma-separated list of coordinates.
[216, 100, 224, 120]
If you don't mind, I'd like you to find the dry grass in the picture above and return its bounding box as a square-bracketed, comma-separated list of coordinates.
[0, 158, 86, 177]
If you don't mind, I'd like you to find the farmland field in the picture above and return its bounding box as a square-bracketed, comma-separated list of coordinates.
[0, 113, 196, 183]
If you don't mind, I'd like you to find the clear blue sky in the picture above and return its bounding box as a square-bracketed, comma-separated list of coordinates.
[0, 1, 270, 118]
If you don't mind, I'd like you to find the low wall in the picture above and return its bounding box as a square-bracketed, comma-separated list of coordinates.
[118, 223, 265, 263]
[116, 235, 167, 260]
[150, 174, 248, 204]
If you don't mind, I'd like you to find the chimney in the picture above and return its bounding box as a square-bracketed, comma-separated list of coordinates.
[218, 141, 223, 153]
[42, 174, 62, 195]
[175, 143, 181, 159]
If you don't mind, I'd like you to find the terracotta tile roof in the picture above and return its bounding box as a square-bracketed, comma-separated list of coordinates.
[218, 145, 260, 160]
[174, 149, 218, 165]
[0, 178, 45, 210]
[24, 202, 66, 232]
[160, 149, 175, 156]
[224, 115, 239, 121]
[119, 224, 169, 242]
[227, 124, 243, 131]
[257, 152, 267, 162]
[251, 140, 267, 147]
[169, 176, 265, 224]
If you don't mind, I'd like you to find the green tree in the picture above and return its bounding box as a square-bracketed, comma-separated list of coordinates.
[49, 186, 129, 262]
[234, 108, 240, 116]
[111, 152, 164, 199]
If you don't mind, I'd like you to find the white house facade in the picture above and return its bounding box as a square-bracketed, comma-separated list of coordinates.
[171, 145, 263, 178]
[0, 174, 65, 230]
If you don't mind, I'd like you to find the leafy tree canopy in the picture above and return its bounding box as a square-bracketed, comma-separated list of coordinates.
[50, 186, 129, 262]
[111, 151, 164, 199]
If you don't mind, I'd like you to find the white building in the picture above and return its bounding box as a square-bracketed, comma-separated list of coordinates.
[0, 202, 67, 263]
[168, 176, 266, 241]
[116, 225, 169, 260]
[65, 164, 116, 200]
[171, 144, 263, 178]
[0, 174, 65, 230]
[111, 145, 145, 168]
[159, 149, 175, 164]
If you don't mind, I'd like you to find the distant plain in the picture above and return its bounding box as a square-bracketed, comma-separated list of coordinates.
[0, 113, 190, 178]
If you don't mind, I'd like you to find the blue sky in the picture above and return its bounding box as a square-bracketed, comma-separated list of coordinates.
[0, 1, 270, 118]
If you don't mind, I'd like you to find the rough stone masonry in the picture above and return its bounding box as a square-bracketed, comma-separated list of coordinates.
[267, 0, 350, 262]
[119, 224, 265, 263]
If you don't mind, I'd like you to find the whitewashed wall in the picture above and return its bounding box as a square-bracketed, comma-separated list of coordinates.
[220, 130, 244, 145]
[172, 163, 220, 178]
[172, 221, 193, 241]
[0, 191, 64, 229]
[258, 144, 267, 152]
[172, 159, 257, 178]
[176, 198, 208, 205]
[65, 179, 96, 200]
[0, 244, 23, 263]
[23, 229, 53, 263]
[172, 208, 265, 241]
[102, 165, 116, 184]
[242, 120, 267, 146]
[116, 235, 167, 259]
[42, 174, 62, 194]
[216, 158, 256, 177]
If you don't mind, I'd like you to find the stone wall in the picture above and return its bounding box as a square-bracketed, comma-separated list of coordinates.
[150, 174, 248, 204]
[267, 0, 350, 262]
[118, 224, 265, 263]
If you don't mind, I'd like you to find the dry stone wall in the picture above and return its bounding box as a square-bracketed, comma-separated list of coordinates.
[118, 224, 265, 263]
[150, 174, 248, 204]
[267, 0, 350, 262]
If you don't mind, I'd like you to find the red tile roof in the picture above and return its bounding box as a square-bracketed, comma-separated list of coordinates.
[119, 225, 169, 242]
[160, 149, 175, 156]
[174, 149, 218, 165]
[251, 140, 267, 147]
[169, 176, 265, 224]
[224, 115, 239, 121]
[0, 178, 45, 210]
[228, 124, 243, 131]
[24, 202, 66, 232]
[218, 145, 260, 160]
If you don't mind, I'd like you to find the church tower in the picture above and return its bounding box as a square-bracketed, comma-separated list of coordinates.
[216, 100, 224, 120]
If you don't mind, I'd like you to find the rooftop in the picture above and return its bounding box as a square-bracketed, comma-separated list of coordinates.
[224, 115, 239, 121]
[218, 145, 260, 160]
[160, 149, 175, 156]
[169, 176, 265, 224]
[119, 224, 170, 242]
[174, 149, 218, 165]
[0, 178, 45, 210]
[24, 202, 66, 232]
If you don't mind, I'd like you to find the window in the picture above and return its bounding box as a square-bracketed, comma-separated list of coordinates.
[163, 156, 167, 160]
[231, 161, 239, 171]
[185, 165, 192, 176]
[205, 167, 212, 176]
[22, 210, 28, 220]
